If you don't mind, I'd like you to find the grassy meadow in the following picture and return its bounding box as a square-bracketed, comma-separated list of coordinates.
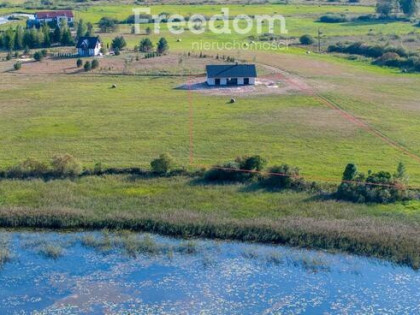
[1, 56, 420, 184]
[0, 1, 420, 264]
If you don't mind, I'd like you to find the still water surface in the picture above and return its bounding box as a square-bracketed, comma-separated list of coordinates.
[0, 230, 419, 314]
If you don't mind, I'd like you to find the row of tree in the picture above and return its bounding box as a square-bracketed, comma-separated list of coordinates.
[105, 36, 169, 55]
[0, 19, 96, 52]
[0, 23, 73, 51]
[137, 37, 169, 54]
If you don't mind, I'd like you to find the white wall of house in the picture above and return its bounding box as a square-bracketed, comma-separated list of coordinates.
[93, 43, 101, 56]
[57, 16, 74, 24]
[37, 16, 73, 24]
[78, 43, 101, 57]
[207, 77, 255, 86]
[207, 77, 215, 86]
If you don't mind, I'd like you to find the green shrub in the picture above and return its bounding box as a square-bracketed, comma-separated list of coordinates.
[328, 42, 408, 59]
[51, 154, 82, 176]
[13, 62, 21, 71]
[376, 0, 393, 17]
[336, 163, 410, 203]
[237, 155, 267, 172]
[319, 14, 349, 23]
[91, 59, 99, 69]
[84, 61, 91, 71]
[111, 36, 127, 50]
[76, 58, 83, 67]
[262, 164, 304, 190]
[157, 37, 169, 54]
[98, 17, 119, 33]
[139, 38, 154, 52]
[204, 155, 267, 182]
[299, 34, 315, 45]
[328, 41, 418, 71]
[151, 153, 175, 174]
[204, 161, 243, 182]
[374, 52, 401, 66]
[33, 51, 43, 62]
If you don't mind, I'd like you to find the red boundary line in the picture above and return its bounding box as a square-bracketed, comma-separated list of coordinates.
[188, 76, 194, 165]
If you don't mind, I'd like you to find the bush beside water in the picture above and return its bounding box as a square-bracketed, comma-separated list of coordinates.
[0, 154, 416, 204]
[328, 42, 420, 72]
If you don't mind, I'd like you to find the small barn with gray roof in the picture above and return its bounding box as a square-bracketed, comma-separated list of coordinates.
[206, 64, 257, 86]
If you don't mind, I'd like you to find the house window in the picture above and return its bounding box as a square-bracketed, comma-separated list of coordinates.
[215, 79, 221, 86]
[244, 78, 250, 85]
[227, 78, 238, 85]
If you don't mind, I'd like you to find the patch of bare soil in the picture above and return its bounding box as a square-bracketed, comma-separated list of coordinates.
[15, 58, 83, 75]
[177, 65, 311, 96]
[13, 54, 225, 76]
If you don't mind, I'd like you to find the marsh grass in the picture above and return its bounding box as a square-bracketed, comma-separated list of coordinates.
[81, 231, 113, 253]
[0, 248, 11, 268]
[294, 255, 330, 273]
[20, 237, 68, 259]
[265, 252, 283, 266]
[241, 248, 329, 271]
[0, 195, 420, 268]
[80, 230, 199, 258]
[178, 240, 198, 254]
[38, 244, 63, 259]
[0, 235, 11, 268]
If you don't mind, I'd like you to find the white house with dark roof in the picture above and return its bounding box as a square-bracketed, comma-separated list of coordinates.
[76, 36, 101, 57]
[206, 64, 257, 86]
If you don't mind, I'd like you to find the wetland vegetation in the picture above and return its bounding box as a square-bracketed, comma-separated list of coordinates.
[0, 0, 419, 271]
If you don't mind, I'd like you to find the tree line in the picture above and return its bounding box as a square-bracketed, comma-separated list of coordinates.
[136, 37, 169, 54]
[0, 23, 72, 51]
[0, 19, 94, 51]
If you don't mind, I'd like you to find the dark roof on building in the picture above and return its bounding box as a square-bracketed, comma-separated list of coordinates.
[35, 10, 74, 19]
[76, 36, 100, 49]
[206, 64, 257, 78]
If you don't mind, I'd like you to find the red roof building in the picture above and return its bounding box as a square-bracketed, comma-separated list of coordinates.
[35, 10, 74, 20]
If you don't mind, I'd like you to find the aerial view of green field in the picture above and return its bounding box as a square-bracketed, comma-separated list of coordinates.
[0, 0, 419, 313]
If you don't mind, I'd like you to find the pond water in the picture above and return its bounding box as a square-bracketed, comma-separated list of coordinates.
[0, 14, 34, 25]
[0, 230, 419, 314]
